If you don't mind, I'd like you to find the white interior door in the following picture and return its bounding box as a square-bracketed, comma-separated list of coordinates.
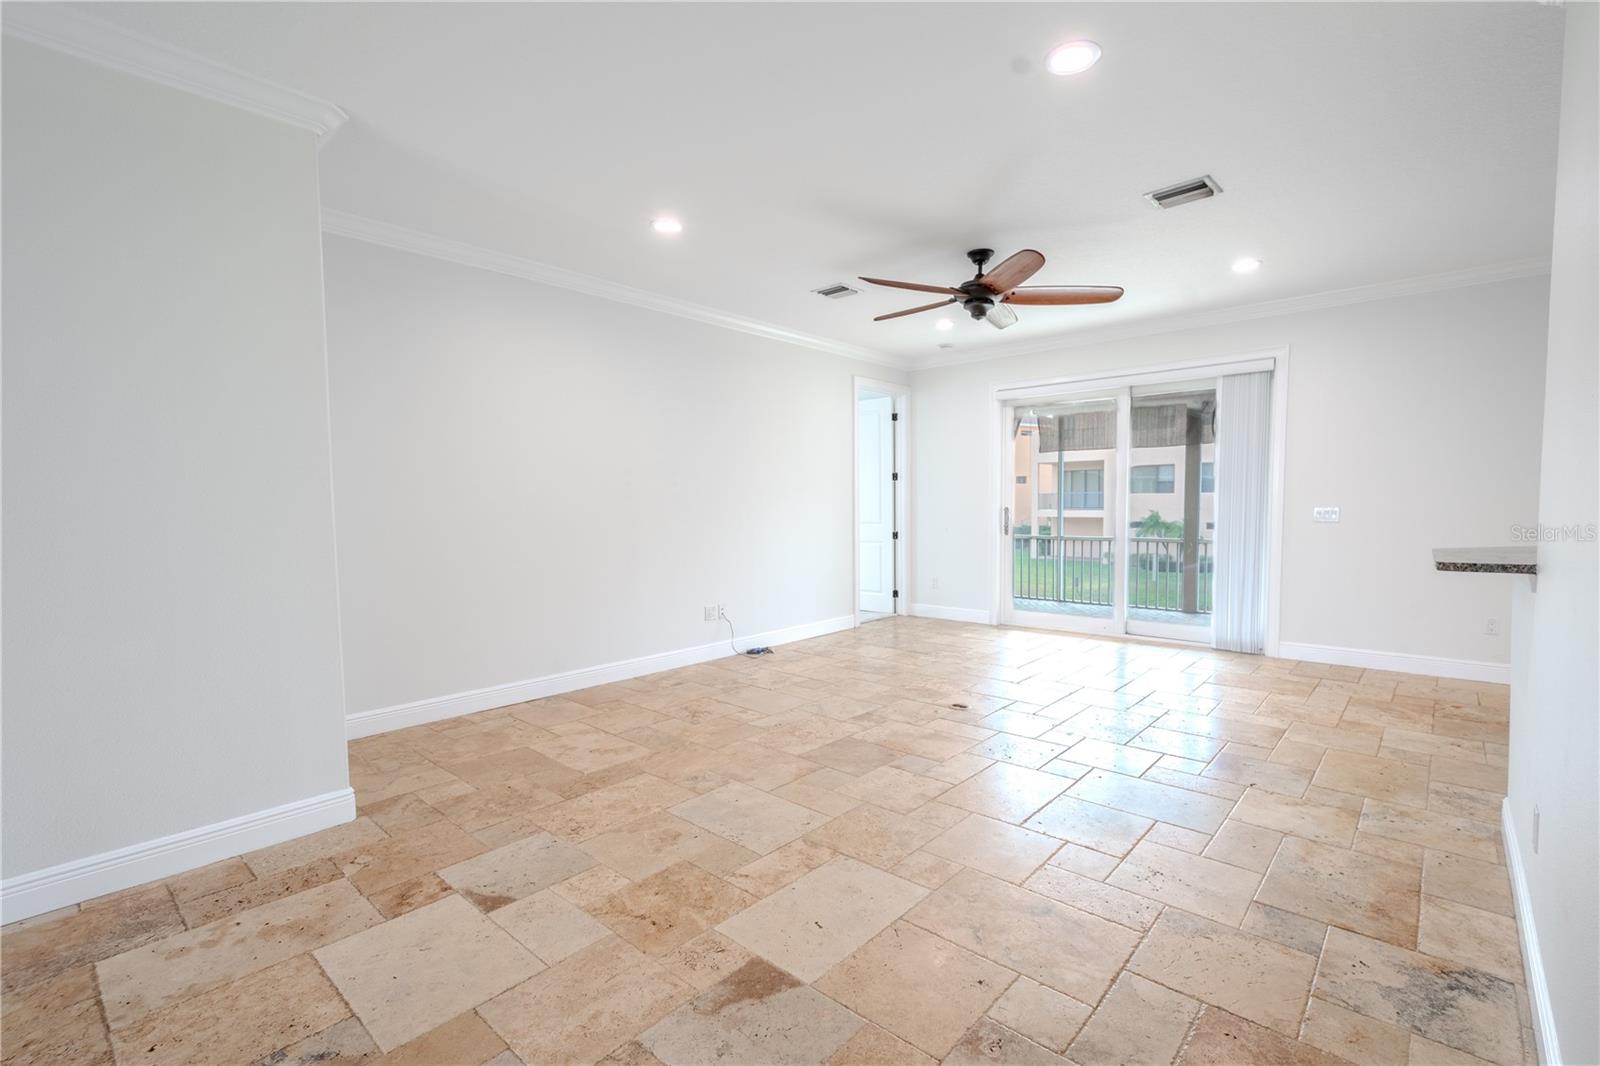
[858, 394, 895, 614]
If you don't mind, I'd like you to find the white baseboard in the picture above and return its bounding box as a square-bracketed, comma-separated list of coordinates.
[0, 787, 355, 925]
[1502, 799, 1561, 1065]
[908, 603, 993, 625]
[1277, 641, 1510, 684]
[346, 614, 857, 739]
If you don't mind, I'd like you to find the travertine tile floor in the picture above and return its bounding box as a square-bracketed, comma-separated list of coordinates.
[2, 618, 1536, 1066]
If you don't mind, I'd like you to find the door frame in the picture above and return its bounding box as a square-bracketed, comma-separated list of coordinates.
[852, 376, 910, 626]
[988, 348, 1289, 655]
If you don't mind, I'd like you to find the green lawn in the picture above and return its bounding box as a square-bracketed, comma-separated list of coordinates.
[1012, 550, 1213, 612]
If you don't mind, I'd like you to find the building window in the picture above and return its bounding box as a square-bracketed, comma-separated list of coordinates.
[1063, 468, 1104, 509]
[1131, 464, 1175, 493]
[1015, 475, 1027, 484]
[1201, 462, 1215, 493]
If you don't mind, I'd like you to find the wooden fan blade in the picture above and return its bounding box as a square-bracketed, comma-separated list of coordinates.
[874, 298, 956, 322]
[1003, 285, 1125, 305]
[859, 276, 963, 296]
[978, 249, 1046, 294]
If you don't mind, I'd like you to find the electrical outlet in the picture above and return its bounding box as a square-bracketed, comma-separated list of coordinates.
[1485, 618, 1500, 636]
[1532, 806, 1540, 854]
[717, 604, 727, 620]
[1312, 507, 1340, 523]
[703, 605, 719, 622]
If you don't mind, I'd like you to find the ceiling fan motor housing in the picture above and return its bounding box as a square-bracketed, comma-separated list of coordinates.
[963, 294, 994, 319]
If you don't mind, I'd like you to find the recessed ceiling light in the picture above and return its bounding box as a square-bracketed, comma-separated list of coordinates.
[1046, 40, 1102, 76]
[935, 318, 954, 331]
[651, 217, 683, 235]
[1232, 257, 1262, 274]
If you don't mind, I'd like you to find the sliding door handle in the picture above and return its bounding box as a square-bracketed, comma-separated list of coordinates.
[1002, 507, 1011, 536]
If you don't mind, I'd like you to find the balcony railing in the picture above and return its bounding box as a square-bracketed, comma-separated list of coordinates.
[1012, 535, 1212, 614]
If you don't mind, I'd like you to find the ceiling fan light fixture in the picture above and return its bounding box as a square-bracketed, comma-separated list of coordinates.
[1232, 256, 1262, 274]
[935, 318, 954, 331]
[651, 217, 683, 235]
[1046, 40, 1102, 76]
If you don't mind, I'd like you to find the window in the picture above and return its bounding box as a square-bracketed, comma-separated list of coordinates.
[1131, 464, 1175, 493]
[1015, 475, 1027, 484]
[1063, 468, 1104, 509]
[1201, 462, 1215, 493]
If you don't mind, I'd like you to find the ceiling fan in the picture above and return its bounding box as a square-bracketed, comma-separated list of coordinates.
[860, 248, 1123, 330]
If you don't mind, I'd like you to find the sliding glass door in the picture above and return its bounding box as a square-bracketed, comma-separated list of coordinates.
[1001, 381, 1219, 644]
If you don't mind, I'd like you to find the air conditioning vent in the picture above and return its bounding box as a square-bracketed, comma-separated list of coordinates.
[812, 284, 860, 299]
[1144, 175, 1222, 209]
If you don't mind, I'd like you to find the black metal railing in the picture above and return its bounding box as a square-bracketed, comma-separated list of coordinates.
[1012, 535, 1212, 613]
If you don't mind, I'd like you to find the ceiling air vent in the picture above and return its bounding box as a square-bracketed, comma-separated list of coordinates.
[1144, 175, 1222, 209]
[812, 283, 860, 299]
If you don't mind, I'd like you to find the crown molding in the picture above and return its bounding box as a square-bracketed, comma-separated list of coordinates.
[322, 210, 906, 369]
[912, 256, 1553, 372]
[2, 4, 346, 138]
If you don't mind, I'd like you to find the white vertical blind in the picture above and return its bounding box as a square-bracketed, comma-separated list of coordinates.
[1213, 371, 1273, 652]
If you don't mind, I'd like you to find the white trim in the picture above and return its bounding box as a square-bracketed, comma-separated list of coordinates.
[1, 5, 347, 138]
[853, 377, 911, 626]
[1278, 641, 1510, 684]
[908, 603, 993, 625]
[915, 258, 1551, 371]
[322, 211, 906, 370]
[993, 352, 1281, 401]
[347, 615, 856, 739]
[1502, 799, 1561, 1066]
[0, 788, 355, 924]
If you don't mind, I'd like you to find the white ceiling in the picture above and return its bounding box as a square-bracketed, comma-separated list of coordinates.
[82, 2, 1564, 367]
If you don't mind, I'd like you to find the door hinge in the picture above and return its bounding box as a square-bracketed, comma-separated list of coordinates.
[892, 531, 900, 540]
[892, 589, 900, 598]
[891, 412, 899, 422]
[891, 472, 899, 481]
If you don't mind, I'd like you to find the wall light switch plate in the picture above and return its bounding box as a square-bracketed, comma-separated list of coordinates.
[703, 605, 719, 622]
[1313, 507, 1341, 523]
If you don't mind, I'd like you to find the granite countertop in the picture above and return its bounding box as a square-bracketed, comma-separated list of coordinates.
[1433, 546, 1538, 575]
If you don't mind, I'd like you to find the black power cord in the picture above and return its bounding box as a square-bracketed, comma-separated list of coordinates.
[720, 608, 772, 657]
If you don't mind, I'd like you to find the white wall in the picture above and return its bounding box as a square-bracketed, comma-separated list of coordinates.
[910, 275, 1550, 672]
[1505, 4, 1599, 1063]
[1, 42, 349, 884]
[323, 236, 902, 720]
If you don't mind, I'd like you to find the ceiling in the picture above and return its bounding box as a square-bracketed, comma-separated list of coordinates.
[80, 2, 1565, 367]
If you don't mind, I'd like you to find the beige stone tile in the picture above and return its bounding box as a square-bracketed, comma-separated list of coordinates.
[1129, 907, 1316, 1035]
[1315, 751, 1430, 808]
[987, 976, 1092, 1054]
[1175, 1005, 1353, 1066]
[1241, 901, 1329, 956]
[1274, 739, 1332, 771]
[1203, 751, 1314, 797]
[1258, 836, 1421, 947]
[944, 1018, 1067, 1066]
[726, 837, 837, 895]
[1046, 843, 1120, 880]
[1145, 822, 1211, 853]
[1203, 819, 1284, 873]
[1127, 726, 1226, 762]
[641, 957, 863, 1065]
[773, 778, 862, 816]
[657, 930, 753, 991]
[364, 873, 454, 919]
[1067, 972, 1201, 1066]
[437, 830, 595, 911]
[254, 1016, 379, 1066]
[371, 1010, 508, 1066]
[1284, 722, 1383, 756]
[109, 955, 347, 1066]
[1, 885, 184, 997]
[816, 921, 1013, 1057]
[826, 1024, 937, 1066]
[426, 780, 564, 833]
[244, 817, 389, 876]
[892, 849, 966, 888]
[837, 766, 953, 814]
[532, 728, 653, 772]
[551, 865, 632, 908]
[590, 862, 755, 956]
[338, 820, 488, 896]
[1142, 765, 1248, 800]
[804, 804, 942, 870]
[97, 878, 381, 1029]
[806, 737, 901, 775]
[924, 814, 1061, 883]
[314, 894, 541, 1051]
[1427, 782, 1502, 823]
[490, 887, 611, 963]
[1022, 864, 1161, 931]
[1302, 996, 1412, 1066]
[1232, 788, 1359, 847]
[1429, 757, 1506, 795]
[537, 774, 697, 843]
[716, 856, 927, 982]
[1421, 850, 1512, 917]
[1314, 927, 1521, 1066]
[904, 868, 1136, 1003]
[1357, 802, 1501, 863]
[1380, 729, 1484, 762]
[1416, 896, 1523, 984]
[478, 936, 694, 1065]
[1106, 839, 1262, 925]
[1408, 1034, 1505, 1066]
[576, 812, 728, 880]
[1023, 794, 1153, 856]
[1068, 769, 1234, 833]
[937, 764, 1070, 824]
[669, 782, 832, 854]
[165, 857, 254, 904]
[971, 735, 1069, 770]
[0, 964, 114, 1066]
[175, 859, 342, 927]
